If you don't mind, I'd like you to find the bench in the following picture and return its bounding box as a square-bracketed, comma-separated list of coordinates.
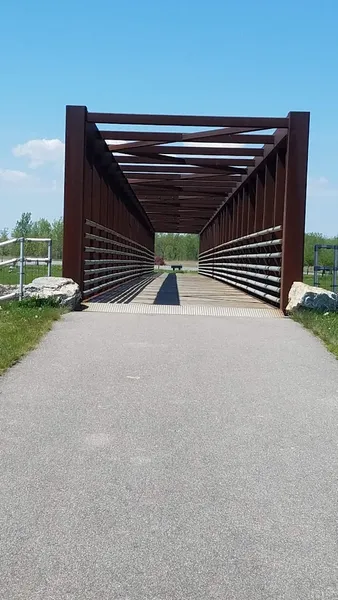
[171, 264, 182, 271]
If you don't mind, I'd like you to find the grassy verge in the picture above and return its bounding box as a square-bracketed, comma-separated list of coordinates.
[303, 273, 335, 290]
[0, 298, 65, 375]
[292, 309, 338, 358]
[0, 264, 62, 286]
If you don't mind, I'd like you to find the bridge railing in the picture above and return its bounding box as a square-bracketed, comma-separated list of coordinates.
[83, 220, 154, 299]
[199, 226, 281, 305]
[63, 106, 155, 298]
[199, 112, 310, 311]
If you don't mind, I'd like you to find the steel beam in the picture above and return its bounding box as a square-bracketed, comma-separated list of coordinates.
[280, 112, 310, 310]
[112, 145, 264, 157]
[88, 112, 288, 127]
[101, 130, 275, 144]
[63, 106, 87, 288]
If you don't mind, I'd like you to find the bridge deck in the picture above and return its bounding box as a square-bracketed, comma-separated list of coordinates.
[88, 273, 270, 309]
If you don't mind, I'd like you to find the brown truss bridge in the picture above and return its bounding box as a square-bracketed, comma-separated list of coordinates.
[63, 107, 309, 311]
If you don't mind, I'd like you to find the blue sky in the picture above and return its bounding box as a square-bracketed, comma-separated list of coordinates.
[0, 0, 337, 234]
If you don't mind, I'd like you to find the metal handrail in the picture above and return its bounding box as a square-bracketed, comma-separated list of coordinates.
[0, 237, 52, 301]
[199, 226, 282, 257]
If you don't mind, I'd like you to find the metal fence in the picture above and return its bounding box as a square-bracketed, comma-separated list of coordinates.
[0, 237, 52, 301]
[314, 244, 338, 292]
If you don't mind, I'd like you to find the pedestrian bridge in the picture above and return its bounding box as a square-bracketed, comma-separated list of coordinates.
[63, 107, 309, 312]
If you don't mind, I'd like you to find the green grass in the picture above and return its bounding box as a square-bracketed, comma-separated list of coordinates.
[0, 264, 62, 286]
[294, 275, 338, 358]
[292, 309, 338, 358]
[155, 268, 198, 275]
[0, 298, 65, 375]
[303, 274, 334, 290]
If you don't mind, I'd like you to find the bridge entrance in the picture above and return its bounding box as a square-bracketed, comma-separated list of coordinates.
[63, 107, 309, 312]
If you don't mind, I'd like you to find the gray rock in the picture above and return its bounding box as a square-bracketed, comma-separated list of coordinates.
[23, 277, 81, 310]
[286, 281, 338, 313]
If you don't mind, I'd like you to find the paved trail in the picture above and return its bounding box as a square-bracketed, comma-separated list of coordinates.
[1, 312, 338, 599]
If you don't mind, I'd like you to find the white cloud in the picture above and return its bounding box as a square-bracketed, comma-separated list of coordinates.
[12, 139, 65, 169]
[0, 168, 30, 184]
[0, 168, 61, 193]
[307, 177, 338, 198]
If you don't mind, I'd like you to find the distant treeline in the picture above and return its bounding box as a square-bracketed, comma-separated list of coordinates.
[304, 233, 338, 270]
[155, 233, 199, 261]
[156, 232, 338, 266]
[0, 212, 63, 259]
[1, 213, 337, 267]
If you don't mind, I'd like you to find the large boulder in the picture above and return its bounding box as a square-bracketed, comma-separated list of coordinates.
[286, 281, 338, 313]
[24, 277, 81, 310]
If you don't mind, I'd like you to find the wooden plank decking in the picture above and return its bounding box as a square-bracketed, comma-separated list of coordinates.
[131, 274, 268, 309]
[86, 273, 275, 310]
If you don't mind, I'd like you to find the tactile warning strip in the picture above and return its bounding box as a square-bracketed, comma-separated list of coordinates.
[83, 302, 283, 318]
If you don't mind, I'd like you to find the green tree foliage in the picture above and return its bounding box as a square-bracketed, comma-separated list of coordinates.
[304, 232, 338, 271]
[0, 213, 63, 260]
[155, 233, 199, 261]
[0, 228, 9, 241]
[12, 212, 33, 237]
[50, 218, 63, 259]
[0, 228, 10, 259]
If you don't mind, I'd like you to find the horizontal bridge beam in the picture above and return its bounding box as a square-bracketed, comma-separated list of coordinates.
[88, 112, 288, 128]
[115, 156, 250, 170]
[134, 189, 226, 197]
[112, 145, 263, 157]
[100, 130, 275, 145]
[121, 165, 243, 176]
[131, 180, 237, 188]
[140, 200, 221, 205]
[124, 172, 241, 180]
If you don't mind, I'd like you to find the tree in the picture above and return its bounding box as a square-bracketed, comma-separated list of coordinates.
[0, 227, 10, 257]
[31, 218, 52, 238]
[51, 218, 63, 259]
[12, 212, 33, 238]
[0, 228, 9, 241]
[155, 233, 199, 261]
[304, 232, 323, 271]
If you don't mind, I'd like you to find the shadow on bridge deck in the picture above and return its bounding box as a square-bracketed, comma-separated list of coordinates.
[154, 274, 180, 305]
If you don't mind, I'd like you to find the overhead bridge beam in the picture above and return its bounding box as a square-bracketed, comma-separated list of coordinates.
[88, 112, 289, 128]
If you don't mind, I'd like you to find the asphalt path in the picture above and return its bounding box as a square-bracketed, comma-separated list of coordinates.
[1, 312, 338, 599]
